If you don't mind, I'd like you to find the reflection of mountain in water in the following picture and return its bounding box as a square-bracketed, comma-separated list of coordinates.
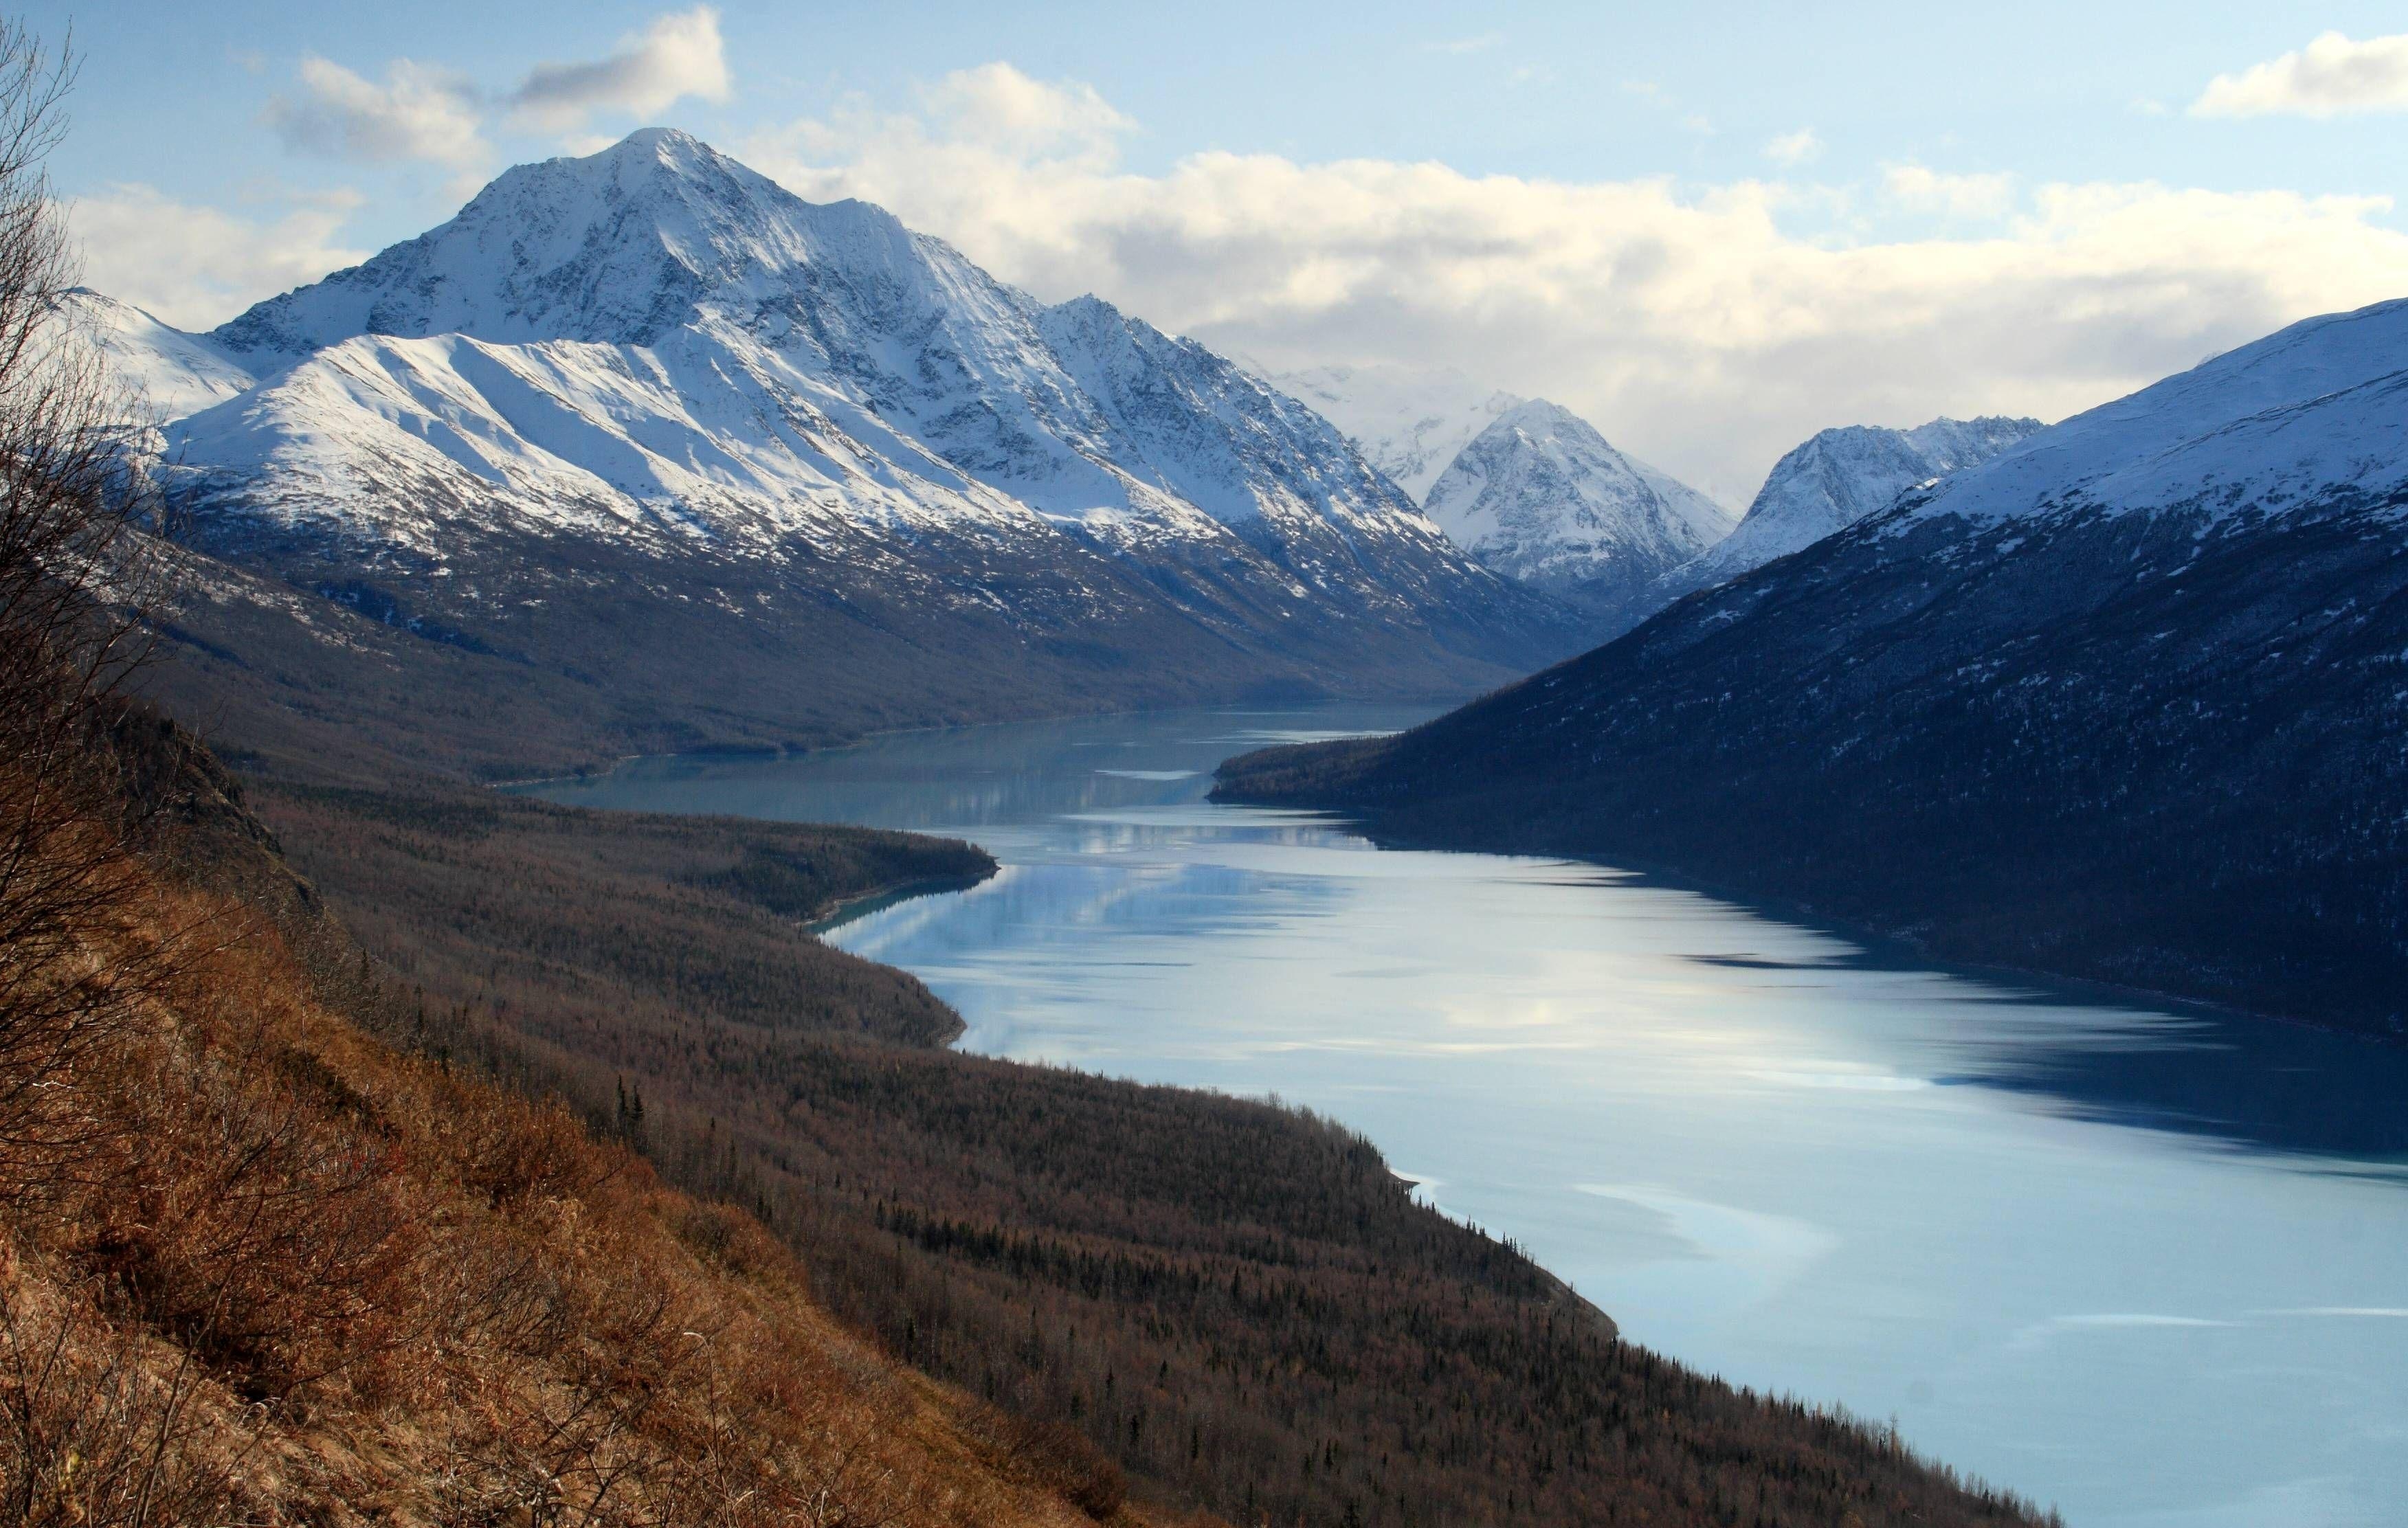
[1946, 999, 2408, 1167]
[1693, 941, 2408, 1165]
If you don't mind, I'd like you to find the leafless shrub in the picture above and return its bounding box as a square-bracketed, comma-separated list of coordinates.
[0, 16, 177, 1176]
[0, 1252, 245, 1528]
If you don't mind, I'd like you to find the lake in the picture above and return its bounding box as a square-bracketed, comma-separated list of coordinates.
[523, 702, 2408, 1528]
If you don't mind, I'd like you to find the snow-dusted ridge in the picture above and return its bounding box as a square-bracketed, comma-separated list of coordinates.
[75, 290, 256, 420]
[1895, 298, 2408, 531]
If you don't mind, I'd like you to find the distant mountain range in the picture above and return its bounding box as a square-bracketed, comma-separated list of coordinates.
[1218, 298, 2408, 1039]
[1269, 363, 2033, 634]
[98, 130, 1584, 777]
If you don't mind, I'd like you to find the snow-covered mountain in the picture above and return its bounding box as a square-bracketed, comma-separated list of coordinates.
[1669, 416, 2040, 592]
[104, 131, 1581, 770]
[1262, 362, 1521, 503]
[1420, 399, 1734, 618]
[1256, 363, 1730, 627]
[1218, 295, 2408, 1039]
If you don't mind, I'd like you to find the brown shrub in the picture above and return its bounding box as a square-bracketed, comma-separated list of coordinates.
[0, 842, 1157, 1527]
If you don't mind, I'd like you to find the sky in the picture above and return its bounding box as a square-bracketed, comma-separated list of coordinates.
[30, 1, 2408, 503]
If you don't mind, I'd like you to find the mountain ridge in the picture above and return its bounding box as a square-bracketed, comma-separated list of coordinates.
[1675, 416, 2040, 581]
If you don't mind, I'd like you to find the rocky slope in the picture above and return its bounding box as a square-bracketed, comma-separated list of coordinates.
[1216, 299, 2408, 1039]
[100, 131, 1582, 776]
[1, 708, 1143, 1528]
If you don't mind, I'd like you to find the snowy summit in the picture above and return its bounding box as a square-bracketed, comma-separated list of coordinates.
[1421, 399, 1735, 619]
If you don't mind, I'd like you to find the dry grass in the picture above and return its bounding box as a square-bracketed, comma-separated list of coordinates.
[0, 827, 1163, 1528]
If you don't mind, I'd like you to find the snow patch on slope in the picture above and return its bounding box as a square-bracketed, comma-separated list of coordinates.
[73, 289, 256, 420]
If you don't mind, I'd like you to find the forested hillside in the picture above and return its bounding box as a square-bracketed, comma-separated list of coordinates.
[246, 767, 2050, 1528]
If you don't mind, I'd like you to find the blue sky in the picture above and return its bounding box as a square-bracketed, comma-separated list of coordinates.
[32, 2, 2408, 498]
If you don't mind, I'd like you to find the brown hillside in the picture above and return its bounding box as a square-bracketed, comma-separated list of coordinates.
[0, 726, 1181, 1527]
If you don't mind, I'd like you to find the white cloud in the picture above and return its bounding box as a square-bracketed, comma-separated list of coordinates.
[258, 5, 733, 173]
[919, 62, 1130, 166]
[1884, 164, 2016, 218]
[741, 66, 2408, 505]
[2193, 31, 2408, 118]
[69, 184, 369, 329]
[265, 55, 487, 166]
[1764, 128, 1822, 166]
[509, 5, 731, 133]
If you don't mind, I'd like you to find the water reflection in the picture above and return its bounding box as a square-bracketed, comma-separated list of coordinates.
[522, 703, 2408, 1527]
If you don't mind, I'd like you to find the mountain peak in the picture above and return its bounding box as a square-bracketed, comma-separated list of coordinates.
[1260, 362, 1524, 504]
[1494, 396, 1607, 444]
[611, 124, 702, 154]
[1423, 397, 1732, 616]
[209, 128, 935, 359]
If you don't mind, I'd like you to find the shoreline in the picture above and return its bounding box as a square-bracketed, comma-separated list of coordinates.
[801, 869, 996, 939]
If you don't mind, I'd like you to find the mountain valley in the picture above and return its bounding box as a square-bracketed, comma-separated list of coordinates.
[16, 22, 2407, 1520]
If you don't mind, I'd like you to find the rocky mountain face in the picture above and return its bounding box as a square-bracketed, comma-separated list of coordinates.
[1642, 416, 2041, 616]
[104, 130, 1581, 776]
[1216, 298, 2408, 1039]
[1420, 399, 1734, 621]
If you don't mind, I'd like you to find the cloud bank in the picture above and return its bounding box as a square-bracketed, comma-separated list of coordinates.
[265, 56, 486, 167]
[744, 65, 2408, 502]
[2194, 32, 2408, 119]
[69, 185, 370, 330]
